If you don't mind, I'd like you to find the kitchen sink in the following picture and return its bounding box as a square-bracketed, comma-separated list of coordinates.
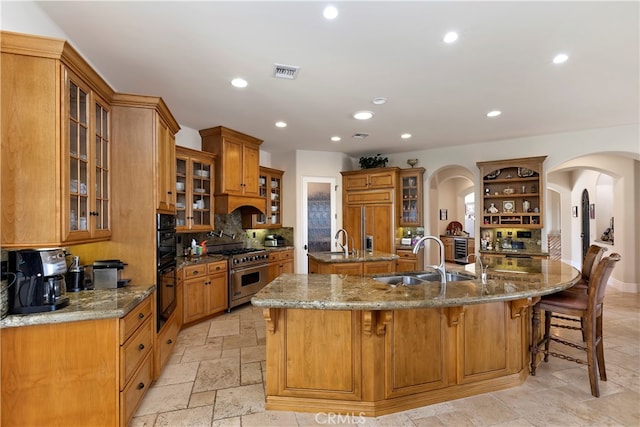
[373, 271, 475, 286]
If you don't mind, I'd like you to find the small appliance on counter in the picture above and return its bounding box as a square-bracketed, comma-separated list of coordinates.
[66, 255, 85, 292]
[8, 248, 70, 314]
[92, 260, 130, 289]
[264, 234, 286, 247]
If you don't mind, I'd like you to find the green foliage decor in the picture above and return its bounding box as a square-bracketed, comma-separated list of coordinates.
[359, 154, 388, 169]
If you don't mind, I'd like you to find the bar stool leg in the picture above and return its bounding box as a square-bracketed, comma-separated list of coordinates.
[530, 303, 541, 375]
[543, 311, 552, 362]
[596, 313, 607, 382]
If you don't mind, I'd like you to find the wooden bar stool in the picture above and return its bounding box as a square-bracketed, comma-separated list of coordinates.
[566, 244, 607, 293]
[530, 253, 621, 397]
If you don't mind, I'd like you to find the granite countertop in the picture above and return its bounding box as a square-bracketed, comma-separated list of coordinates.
[307, 250, 399, 264]
[252, 257, 580, 311]
[177, 246, 295, 269]
[1, 284, 155, 328]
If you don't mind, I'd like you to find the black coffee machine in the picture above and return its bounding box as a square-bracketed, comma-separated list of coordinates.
[8, 249, 70, 314]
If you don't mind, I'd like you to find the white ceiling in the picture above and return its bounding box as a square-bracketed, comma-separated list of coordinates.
[35, 1, 639, 156]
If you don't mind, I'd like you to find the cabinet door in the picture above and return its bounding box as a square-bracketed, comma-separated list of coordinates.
[183, 277, 208, 324]
[367, 170, 396, 189]
[189, 156, 213, 231]
[364, 204, 393, 254]
[222, 139, 244, 194]
[399, 168, 424, 227]
[443, 238, 454, 262]
[156, 116, 176, 213]
[362, 260, 393, 275]
[208, 272, 228, 314]
[243, 143, 260, 196]
[344, 205, 364, 251]
[344, 174, 370, 191]
[64, 69, 111, 242]
[396, 250, 418, 272]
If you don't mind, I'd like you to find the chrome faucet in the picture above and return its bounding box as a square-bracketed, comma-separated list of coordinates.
[412, 235, 446, 276]
[467, 253, 488, 284]
[335, 228, 350, 256]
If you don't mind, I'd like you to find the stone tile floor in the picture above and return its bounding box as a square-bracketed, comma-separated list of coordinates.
[132, 287, 639, 426]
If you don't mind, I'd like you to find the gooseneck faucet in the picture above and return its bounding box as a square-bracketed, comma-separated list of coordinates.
[412, 235, 446, 276]
[335, 228, 350, 256]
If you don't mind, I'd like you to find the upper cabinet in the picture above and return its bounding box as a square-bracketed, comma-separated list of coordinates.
[477, 156, 547, 229]
[243, 167, 284, 229]
[343, 168, 397, 191]
[200, 126, 265, 214]
[175, 147, 215, 232]
[398, 168, 425, 227]
[111, 93, 180, 215]
[1, 31, 115, 248]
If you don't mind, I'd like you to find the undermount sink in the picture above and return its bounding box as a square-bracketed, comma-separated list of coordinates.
[373, 271, 475, 286]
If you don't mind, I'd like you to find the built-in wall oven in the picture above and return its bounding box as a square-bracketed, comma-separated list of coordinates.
[157, 214, 177, 331]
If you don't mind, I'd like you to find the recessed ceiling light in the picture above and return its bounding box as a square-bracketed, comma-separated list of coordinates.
[401, 133, 412, 139]
[331, 136, 341, 142]
[372, 97, 387, 105]
[443, 31, 459, 44]
[275, 121, 287, 128]
[231, 78, 248, 88]
[323, 5, 338, 20]
[552, 53, 569, 64]
[486, 110, 502, 118]
[353, 111, 374, 120]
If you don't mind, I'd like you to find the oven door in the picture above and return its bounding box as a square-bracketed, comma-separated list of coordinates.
[157, 260, 176, 331]
[229, 264, 269, 309]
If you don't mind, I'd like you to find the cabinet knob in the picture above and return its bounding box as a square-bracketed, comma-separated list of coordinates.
[138, 313, 145, 319]
[138, 343, 145, 351]
[192, 270, 199, 275]
[137, 382, 145, 390]
[167, 339, 173, 345]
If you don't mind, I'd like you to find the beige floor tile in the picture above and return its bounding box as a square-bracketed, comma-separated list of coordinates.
[189, 390, 216, 408]
[193, 357, 240, 392]
[241, 410, 300, 426]
[208, 317, 240, 337]
[154, 360, 200, 386]
[135, 382, 193, 416]
[448, 394, 519, 425]
[223, 332, 258, 349]
[129, 413, 157, 427]
[213, 383, 265, 419]
[212, 416, 242, 427]
[181, 342, 223, 363]
[241, 344, 266, 364]
[154, 405, 214, 427]
[241, 361, 263, 385]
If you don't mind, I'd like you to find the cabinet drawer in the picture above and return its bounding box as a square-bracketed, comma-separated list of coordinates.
[396, 250, 416, 260]
[120, 317, 153, 387]
[120, 352, 153, 426]
[280, 250, 293, 260]
[119, 296, 153, 344]
[268, 251, 280, 262]
[183, 264, 208, 279]
[207, 260, 227, 274]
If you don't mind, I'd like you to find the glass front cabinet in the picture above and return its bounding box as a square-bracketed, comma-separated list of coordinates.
[176, 147, 215, 232]
[399, 168, 425, 227]
[243, 167, 284, 229]
[64, 67, 112, 242]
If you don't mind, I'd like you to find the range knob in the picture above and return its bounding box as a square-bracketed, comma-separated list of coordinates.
[233, 258, 241, 265]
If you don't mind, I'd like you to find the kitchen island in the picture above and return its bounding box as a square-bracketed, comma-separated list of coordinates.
[251, 257, 580, 416]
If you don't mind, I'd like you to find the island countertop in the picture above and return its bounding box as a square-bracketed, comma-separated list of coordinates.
[1, 284, 155, 328]
[252, 257, 580, 310]
[307, 250, 399, 263]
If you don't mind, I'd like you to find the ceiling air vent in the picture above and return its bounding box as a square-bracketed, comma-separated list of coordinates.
[352, 133, 369, 139]
[273, 63, 300, 80]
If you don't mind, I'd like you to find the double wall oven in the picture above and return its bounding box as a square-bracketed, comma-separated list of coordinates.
[157, 214, 177, 331]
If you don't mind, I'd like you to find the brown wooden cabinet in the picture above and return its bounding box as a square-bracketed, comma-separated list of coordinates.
[1, 31, 115, 248]
[182, 260, 228, 325]
[267, 249, 295, 282]
[155, 309, 179, 379]
[342, 168, 397, 191]
[308, 258, 395, 275]
[442, 237, 455, 262]
[156, 116, 177, 213]
[175, 147, 215, 232]
[477, 156, 547, 229]
[398, 168, 425, 227]
[395, 249, 424, 272]
[244, 167, 284, 229]
[1, 294, 154, 427]
[200, 126, 265, 214]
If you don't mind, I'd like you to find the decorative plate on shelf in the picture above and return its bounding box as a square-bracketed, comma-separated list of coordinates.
[485, 169, 501, 180]
[518, 167, 535, 177]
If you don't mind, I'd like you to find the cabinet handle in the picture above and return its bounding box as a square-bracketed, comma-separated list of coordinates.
[138, 313, 144, 319]
[137, 382, 145, 390]
[167, 339, 173, 345]
[138, 343, 145, 351]
[167, 191, 173, 195]
[192, 270, 199, 275]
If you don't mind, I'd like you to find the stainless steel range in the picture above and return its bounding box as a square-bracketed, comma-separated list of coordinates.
[209, 244, 269, 310]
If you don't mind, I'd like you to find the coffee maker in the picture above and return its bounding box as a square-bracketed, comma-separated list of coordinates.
[8, 249, 70, 314]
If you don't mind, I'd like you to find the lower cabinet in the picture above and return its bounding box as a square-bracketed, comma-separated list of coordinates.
[308, 259, 395, 275]
[0, 293, 154, 427]
[155, 309, 179, 379]
[268, 249, 295, 282]
[395, 249, 424, 272]
[442, 237, 455, 262]
[182, 260, 228, 325]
